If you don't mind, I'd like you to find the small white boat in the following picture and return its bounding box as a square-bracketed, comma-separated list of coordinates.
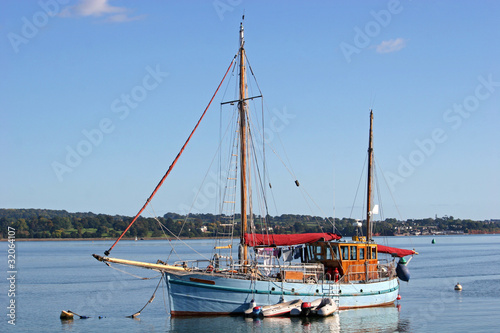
[253, 299, 302, 317]
[290, 298, 337, 317]
[315, 298, 338, 317]
[290, 298, 322, 316]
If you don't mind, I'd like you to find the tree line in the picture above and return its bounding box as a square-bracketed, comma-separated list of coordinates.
[0, 209, 498, 239]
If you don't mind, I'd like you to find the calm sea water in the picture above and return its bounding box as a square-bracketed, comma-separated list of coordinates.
[2, 235, 499, 332]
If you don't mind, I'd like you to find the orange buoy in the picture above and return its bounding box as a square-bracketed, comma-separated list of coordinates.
[60, 310, 74, 320]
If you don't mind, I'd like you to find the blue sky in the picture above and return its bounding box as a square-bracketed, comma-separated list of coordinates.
[1, 0, 499, 221]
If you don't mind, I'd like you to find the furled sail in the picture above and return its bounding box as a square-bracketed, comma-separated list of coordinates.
[244, 232, 341, 247]
[377, 244, 417, 257]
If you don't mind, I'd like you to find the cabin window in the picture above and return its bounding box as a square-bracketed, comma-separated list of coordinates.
[326, 245, 339, 260]
[359, 247, 365, 260]
[371, 246, 377, 259]
[326, 246, 332, 260]
[307, 246, 315, 262]
[350, 246, 357, 260]
[306, 245, 323, 262]
[341, 246, 349, 260]
[328, 245, 338, 260]
[314, 245, 323, 261]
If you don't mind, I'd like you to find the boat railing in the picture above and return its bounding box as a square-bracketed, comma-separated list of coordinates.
[340, 259, 396, 283]
[274, 262, 325, 283]
[172, 257, 326, 283]
[209, 259, 325, 282]
[172, 259, 212, 271]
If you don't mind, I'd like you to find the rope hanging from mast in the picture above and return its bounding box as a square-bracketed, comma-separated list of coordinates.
[104, 55, 237, 256]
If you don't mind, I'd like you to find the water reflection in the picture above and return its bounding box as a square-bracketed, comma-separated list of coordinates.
[60, 318, 74, 331]
[168, 307, 405, 333]
[292, 315, 340, 332]
[339, 306, 401, 332]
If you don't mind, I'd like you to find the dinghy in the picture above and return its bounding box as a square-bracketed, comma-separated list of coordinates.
[253, 299, 302, 317]
[315, 298, 338, 317]
[290, 298, 337, 317]
[290, 298, 322, 316]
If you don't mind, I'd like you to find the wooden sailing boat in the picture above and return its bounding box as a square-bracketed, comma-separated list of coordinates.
[93, 20, 417, 316]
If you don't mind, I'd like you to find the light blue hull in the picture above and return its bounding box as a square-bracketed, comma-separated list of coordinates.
[166, 273, 399, 315]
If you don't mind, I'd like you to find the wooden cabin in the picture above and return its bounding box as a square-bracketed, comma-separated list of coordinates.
[305, 236, 379, 283]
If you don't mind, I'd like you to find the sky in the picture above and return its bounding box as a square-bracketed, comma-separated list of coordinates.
[1, 0, 499, 221]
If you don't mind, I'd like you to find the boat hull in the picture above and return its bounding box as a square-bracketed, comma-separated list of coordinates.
[166, 272, 398, 316]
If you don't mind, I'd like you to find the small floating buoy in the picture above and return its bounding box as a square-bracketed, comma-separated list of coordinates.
[396, 294, 401, 301]
[60, 310, 74, 320]
[454, 283, 462, 291]
[431, 238, 436, 244]
[61, 310, 89, 319]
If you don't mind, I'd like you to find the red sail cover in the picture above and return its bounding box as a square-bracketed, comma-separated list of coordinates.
[377, 245, 416, 257]
[244, 233, 341, 247]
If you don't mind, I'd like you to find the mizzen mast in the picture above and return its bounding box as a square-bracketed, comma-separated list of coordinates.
[238, 21, 249, 267]
[366, 110, 374, 243]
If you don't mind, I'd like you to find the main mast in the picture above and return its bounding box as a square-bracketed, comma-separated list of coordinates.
[366, 110, 374, 243]
[238, 21, 248, 267]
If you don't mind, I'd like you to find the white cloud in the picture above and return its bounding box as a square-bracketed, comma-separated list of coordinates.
[104, 13, 147, 23]
[60, 0, 145, 23]
[375, 38, 407, 54]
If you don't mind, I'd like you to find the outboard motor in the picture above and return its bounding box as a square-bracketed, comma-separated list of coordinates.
[396, 257, 411, 282]
[301, 302, 312, 316]
[252, 306, 262, 317]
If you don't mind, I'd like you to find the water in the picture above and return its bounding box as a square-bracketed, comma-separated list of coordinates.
[2, 235, 499, 332]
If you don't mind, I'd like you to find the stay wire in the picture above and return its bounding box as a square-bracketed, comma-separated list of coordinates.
[127, 273, 164, 318]
[349, 154, 368, 219]
[105, 54, 238, 256]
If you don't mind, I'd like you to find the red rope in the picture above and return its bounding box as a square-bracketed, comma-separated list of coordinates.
[105, 56, 236, 256]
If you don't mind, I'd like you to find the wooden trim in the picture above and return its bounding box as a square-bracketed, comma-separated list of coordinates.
[189, 277, 216, 285]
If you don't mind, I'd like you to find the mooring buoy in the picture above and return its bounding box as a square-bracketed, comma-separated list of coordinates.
[60, 310, 74, 320]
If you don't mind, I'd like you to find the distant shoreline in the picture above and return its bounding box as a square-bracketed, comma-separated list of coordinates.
[2, 232, 500, 242]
